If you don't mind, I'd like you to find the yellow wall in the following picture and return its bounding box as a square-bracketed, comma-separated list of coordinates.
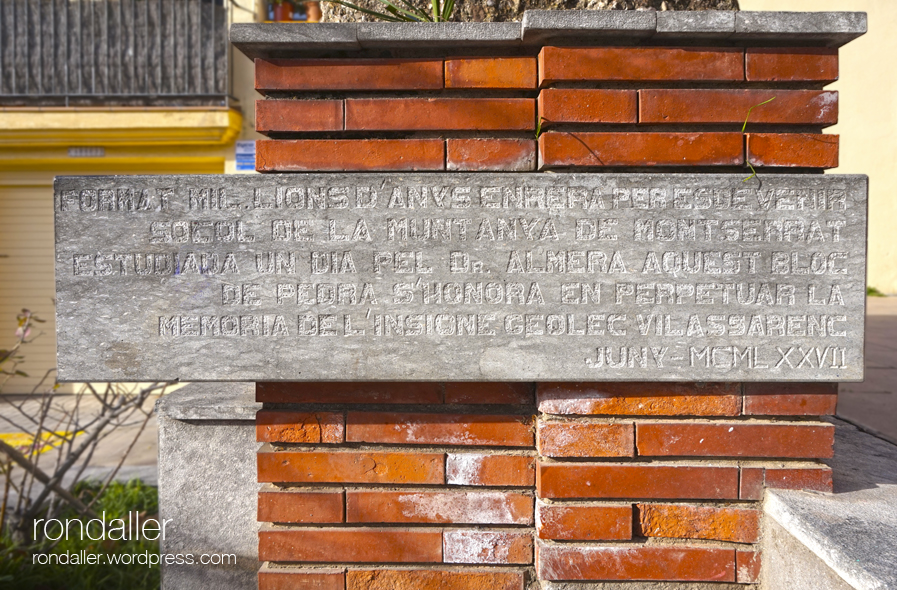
[0, 109, 240, 394]
[741, 0, 897, 294]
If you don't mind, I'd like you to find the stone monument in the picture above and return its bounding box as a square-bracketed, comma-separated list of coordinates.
[54, 9, 867, 589]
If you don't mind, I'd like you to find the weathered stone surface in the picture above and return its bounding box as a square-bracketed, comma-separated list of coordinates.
[522, 9, 655, 43]
[763, 418, 897, 590]
[357, 21, 521, 47]
[55, 173, 866, 382]
[156, 383, 258, 590]
[320, 1, 741, 24]
[230, 10, 868, 58]
[230, 23, 359, 60]
[653, 10, 735, 38]
[735, 12, 867, 47]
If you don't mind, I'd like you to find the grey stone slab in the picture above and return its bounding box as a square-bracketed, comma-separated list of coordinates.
[522, 10, 656, 45]
[157, 384, 259, 590]
[653, 10, 735, 40]
[356, 21, 521, 48]
[155, 382, 259, 420]
[735, 12, 867, 47]
[230, 23, 359, 60]
[54, 173, 867, 383]
[762, 517, 855, 590]
[764, 419, 897, 590]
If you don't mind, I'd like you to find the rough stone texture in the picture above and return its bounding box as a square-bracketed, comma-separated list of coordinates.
[522, 9, 655, 43]
[230, 22, 359, 60]
[654, 10, 735, 38]
[762, 517, 855, 590]
[357, 21, 522, 47]
[156, 383, 259, 590]
[56, 173, 867, 382]
[321, 1, 741, 24]
[735, 11, 867, 47]
[763, 418, 897, 590]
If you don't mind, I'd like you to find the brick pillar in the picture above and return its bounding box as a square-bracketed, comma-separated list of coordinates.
[244, 15, 852, 588]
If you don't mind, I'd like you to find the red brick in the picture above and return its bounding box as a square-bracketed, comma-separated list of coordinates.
[256, 382, 442, 404]
[259, 528, 442, 563]
[539, 46, 743, 85]
[636, 504, 760, 544]
[258, 449, 444, 485]
[446, 57, 537, 89]
[346, 491, 533, 525]
[255, 58, 443, 92]
[538, 382, 741, 416]
[748, 133, 839, 168]
[256, 139, 444, 172]
[639, 89, 838, 126]
[538, 421, 634, 458]
[255, 100, 343, 135]
[447, 453, 535, 487]
[259, 567, 344, 590]
[538, 463, 739, 500]
[347, 569, 524, 590]
[258, 490, 344, 524]
[765, 467, 833, 492]
[537, 503, 632, 540]
[446, 139, 536, 172]
[747, 47, 838, 82]
[745, 383, 838, 397]
[444, 530, 532, 564]
[345, 98, 535, 131]
[538, 89, 637, 125]
[256, 410, 344, 444]
[539, 132, 743, 168]
[637, 422, 834, 459]
[740, 466, 833, 498]
[744, 390, 838, 416]
[346, 412, 533, 447]
[537, 543, 735, 582]
[737, 550, 762, 584]
[740, 467, 766, 500]
[444, 382, 534, 405]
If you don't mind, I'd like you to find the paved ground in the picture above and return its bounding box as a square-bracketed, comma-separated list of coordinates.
[838, 296, 897, 444]
[0, 297, 895, 489]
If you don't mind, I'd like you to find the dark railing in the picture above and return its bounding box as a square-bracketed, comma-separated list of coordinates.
[0, 0, 229, 106]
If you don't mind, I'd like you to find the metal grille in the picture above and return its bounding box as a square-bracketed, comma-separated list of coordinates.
[0, 0, 229, 106]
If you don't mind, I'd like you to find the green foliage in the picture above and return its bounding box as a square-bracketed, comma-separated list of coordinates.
[325, 0, 455, 22]
[867, 286, 887, 297]
[0, 480, 160, 590]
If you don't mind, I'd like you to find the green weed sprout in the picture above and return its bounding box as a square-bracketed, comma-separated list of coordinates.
[742, 96, 776, 182]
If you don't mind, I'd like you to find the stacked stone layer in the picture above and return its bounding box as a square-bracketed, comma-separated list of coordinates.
[256, 382, 836, 588]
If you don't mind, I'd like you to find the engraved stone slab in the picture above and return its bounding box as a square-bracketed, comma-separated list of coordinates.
[54, 173, 867, 382]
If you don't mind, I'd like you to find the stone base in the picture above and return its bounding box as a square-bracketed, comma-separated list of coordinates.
[156, 383, 260, 590]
